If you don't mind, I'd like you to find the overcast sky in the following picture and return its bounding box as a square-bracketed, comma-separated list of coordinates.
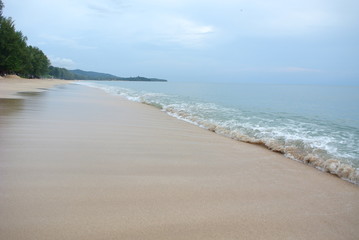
[4, 0, 359, 84]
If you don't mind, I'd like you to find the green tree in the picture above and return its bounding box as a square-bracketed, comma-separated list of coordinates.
[0, 17, 28, 75]
[48, 66, 82, 80]
[0, 1, 50, 78]
[23, 46, 50, 78]
[0, 0, 4, 18]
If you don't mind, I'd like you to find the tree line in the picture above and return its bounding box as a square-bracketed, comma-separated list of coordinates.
[48, 66, 84, 80]
[0, 0, 50, 78]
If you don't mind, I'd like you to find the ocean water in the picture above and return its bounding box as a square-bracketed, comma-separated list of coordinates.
[78, 81, 359, 184]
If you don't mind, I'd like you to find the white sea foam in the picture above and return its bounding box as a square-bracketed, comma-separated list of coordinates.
[77, 81, 359, 184]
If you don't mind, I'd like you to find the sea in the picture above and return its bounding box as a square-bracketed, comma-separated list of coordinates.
[77, 81, 359, 184]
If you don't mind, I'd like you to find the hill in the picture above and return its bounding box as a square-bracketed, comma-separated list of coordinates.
[69, 69, 118, 80]
[69, 69, 167, 82]
[48, 67, 167, 82]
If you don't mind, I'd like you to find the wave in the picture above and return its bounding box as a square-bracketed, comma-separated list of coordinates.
[163, 105, 359, 184]
[77, 81, 359, 185]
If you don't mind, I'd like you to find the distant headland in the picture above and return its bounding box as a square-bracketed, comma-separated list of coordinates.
[49, 67, 167, 82]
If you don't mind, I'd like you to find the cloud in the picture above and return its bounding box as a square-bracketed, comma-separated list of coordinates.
[86, 0, 128, 15]
[5, 0, 358, 83]
[159, 17, 215, 47]
[263, 8, 336, 35]
[188, 0, 344, 37]
[129, 15, 215, 48]
[236, 66, 322, 73]
[41, 34, 95, 50]
[49, 56, 76, 69]
[278, 67, 322, 73]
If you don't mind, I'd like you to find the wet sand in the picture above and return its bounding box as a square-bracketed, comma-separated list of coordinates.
[0, 82, 358, 240]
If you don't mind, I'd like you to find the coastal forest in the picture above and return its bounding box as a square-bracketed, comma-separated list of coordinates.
[0, 0, 49, 78]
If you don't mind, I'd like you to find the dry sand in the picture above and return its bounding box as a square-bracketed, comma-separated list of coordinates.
[0, 80, 358, 240]
[0, 76, 71, 98]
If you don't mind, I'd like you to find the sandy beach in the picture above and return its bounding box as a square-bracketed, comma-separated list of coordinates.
[0, 76, 70, 98]
[0, 79, 358, 240]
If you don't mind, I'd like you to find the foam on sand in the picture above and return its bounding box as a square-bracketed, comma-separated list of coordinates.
[78, 81, 359, 185]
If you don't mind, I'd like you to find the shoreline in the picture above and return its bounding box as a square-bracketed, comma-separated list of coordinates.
[0, 81, 358, 239]
[80, 81, 359, 185]
[164, 107, 359, 185]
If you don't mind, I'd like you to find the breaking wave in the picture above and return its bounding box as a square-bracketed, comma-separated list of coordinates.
[78, 81, 359, 184]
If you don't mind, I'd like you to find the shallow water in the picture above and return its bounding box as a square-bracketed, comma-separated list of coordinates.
[78, 81, 359, 184]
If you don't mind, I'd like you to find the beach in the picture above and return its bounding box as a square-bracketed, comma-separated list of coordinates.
[0, 79, 358, 240]
[0, 75, 71, 98]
